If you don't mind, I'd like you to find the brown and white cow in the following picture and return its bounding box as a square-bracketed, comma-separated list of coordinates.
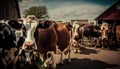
[20, 19, 72, 68]
[55, 22, 72, 64]
[72, 22, 86, 53]
[34, 20, 72, 69]
[101, 22, 109, 48]
[72, 21, 80, 47]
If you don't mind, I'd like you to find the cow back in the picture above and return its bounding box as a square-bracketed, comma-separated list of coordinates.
[56, 23, 71, 51]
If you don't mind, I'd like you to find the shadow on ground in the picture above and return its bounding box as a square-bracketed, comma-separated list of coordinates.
[56, 58, 120, 69]
[79, 47, 99, 55]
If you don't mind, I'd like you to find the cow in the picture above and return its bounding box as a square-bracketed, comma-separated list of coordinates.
[84, 25, 101, 48]
[0, 20, 16, 50]
[72, 22, 87, 53]
[20, 17, 45, 68]
[0, 20, 26, 69]
[72, 22, 81, 53]
[55, 22, 72, 64]
[33, 20, 58, 69]
[15, 19, 27, 49]
[32, 20, 72, 69]
[21, 19, 72, 69]
[0, 20, 26, 50]
[100, 23, 109, 48]
[72, 22, 101, 51]
[72, 22, 81, 46]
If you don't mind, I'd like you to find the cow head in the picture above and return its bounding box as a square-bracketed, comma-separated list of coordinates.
[22, 17, 38, 50]
[19, 50, 46, 68]
[72, 22, 80, 36]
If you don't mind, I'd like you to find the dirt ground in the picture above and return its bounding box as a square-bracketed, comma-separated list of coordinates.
[55, 46, 120, 69]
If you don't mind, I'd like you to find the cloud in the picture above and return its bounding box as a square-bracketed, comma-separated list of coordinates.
[49, 3, 108, 22]
[19, 0, 109, 22]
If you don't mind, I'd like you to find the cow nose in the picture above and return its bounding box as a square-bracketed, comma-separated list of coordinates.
[24, 42, 35, 50]
[25, 57, 31, 65]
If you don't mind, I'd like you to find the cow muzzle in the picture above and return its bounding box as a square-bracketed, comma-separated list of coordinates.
[24, 42, 35, 50]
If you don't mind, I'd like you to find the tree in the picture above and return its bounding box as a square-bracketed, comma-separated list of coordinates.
[23, 6, 49, 19]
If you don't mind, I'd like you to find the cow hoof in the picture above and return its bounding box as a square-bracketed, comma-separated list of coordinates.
[59, 62, 64, 66]
[48, 64, 56, 69]
[66, 60, 71, 64]
[95, 46, 97, 49]
[102, 46, 104, 49]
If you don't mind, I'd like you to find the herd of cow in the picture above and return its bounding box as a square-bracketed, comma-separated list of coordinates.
[0, 19, 73, 69]
[72, 21, 120, 50]
[0, 19, 120, 69]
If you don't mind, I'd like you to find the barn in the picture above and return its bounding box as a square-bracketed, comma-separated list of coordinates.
[95, 0, 120, 42]
[0, 0, 21, 20]
[95, 0, 120, 25]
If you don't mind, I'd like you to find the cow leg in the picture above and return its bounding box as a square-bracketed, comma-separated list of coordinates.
[67, 45, 71, 64]
[101, 42, 104, 48]
[45, 51, 56, 69]
[94, 38, 99, 48]
[101, 39, 105, 48]
[75, 41, 80, 53]
[72, 40, 78, 53]
[1, 58, 7, 69]
[60, 52, 64, 64]
[51, 52, 56, 69]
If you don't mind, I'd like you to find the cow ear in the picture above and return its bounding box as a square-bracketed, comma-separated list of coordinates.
[44, 20, 52, 28]
[8, 20, 22, 30]
[53, 21, 58, 29]
[38, 20, 52, 28]
[66, 24, 73, 31]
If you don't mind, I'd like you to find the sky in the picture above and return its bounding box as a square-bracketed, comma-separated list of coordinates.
[18, 0, 117, 22]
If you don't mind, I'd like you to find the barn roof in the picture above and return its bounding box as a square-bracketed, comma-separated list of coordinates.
[95, 0, 120, 20]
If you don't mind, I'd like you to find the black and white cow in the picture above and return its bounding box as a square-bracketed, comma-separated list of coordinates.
[0, 20, 26, 69]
